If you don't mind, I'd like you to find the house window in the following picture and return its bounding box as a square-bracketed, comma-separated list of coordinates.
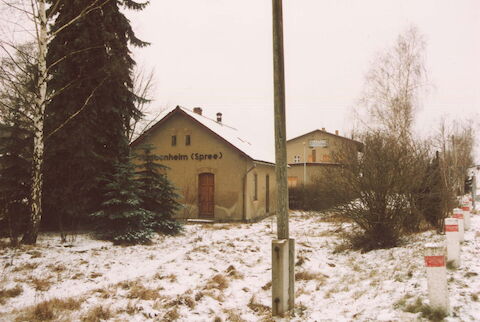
[311, 149, 316, 162]
[185, 135, 191, 146]
[293, 155, 300, 163]
[171, 135, 177, 146]
[254, 174, 258, 200]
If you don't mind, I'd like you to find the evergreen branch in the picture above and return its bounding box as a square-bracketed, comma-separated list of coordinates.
[46, 45, 104, 73]
[49, 0, 112, 39]
[45, 77, 107, 140]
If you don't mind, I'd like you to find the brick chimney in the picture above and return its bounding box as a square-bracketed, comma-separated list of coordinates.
[335, 130, 339, 135]
[216, 112, 222, 123]
[193, 107, 202, 115]
[321, 127, 326, 131]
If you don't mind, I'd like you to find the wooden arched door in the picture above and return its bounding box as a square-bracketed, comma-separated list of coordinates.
[198, 173, 214, 218]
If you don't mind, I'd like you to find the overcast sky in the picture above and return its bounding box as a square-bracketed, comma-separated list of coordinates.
[127, 0, 480, 161]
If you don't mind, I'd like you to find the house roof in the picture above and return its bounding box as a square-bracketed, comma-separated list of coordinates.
[131, 106, 275, 164]
[287, 129, 364, 151]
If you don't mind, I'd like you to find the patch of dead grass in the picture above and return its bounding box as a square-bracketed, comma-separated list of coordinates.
[12, 262, 39, 272]
[205, 274, 229, 291]
[225, 265, 244, 279]
[81, 305, 112, 322]
[295, 270, 326, 282]
[247, 295, 270, 315]
[163, 307, 180, 321]
[30, 276, 54, 292]
[0, 284, 23, 304]
[127, 282, 161, 300]
[14, 297, 82, 322]
[224, 308, 247, 322]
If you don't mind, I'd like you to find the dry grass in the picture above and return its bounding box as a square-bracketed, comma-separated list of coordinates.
[47, 263, 67, 273]
[205, 274, 229, 291]
[295, 270, 326, 282]
[169, 293, 196, 309]
[14, 297, 82, 322]
[261, 281, 272, 290]
[30, 276, 54, 292]
[163, 307, 180, 321]
[71, 272, 85, 279]
[247, 295, 270, 315]
[0, 285, 23, 304]
[12, 262, 39, 272]
[89, 272, 102, 279]
[225, 265, 244, 279]
[81, 305, 112, 322]
[26, 250, 42, 258]
[224, 309, 247, 322]
[190, 245, 209, 253]
[127, 282, 161, 300]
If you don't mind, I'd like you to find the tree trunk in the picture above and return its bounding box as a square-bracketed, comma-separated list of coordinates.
[22, 0, 47, 245]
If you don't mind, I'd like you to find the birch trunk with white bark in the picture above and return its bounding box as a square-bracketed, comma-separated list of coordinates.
[22, 0, 47, 244]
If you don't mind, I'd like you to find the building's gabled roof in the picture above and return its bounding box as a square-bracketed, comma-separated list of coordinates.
[287, 129, 364, 151]
[131, 106, 275, 165]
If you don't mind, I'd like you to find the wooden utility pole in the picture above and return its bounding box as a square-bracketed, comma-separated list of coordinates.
[271, 0, 294, 316]
[272, 0, 288, 240]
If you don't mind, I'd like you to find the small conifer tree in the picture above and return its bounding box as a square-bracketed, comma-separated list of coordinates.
[91, 158, 154, 244]
[135, 144, 182, 234]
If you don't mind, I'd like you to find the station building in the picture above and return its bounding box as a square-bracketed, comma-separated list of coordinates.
[131, 106, 276, 222]
[287, 129, 363, 187]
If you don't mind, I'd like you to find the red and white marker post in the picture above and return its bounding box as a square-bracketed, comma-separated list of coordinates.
[452, 210, 465, 242]
[445, 217, 460, 267]
[461, 205, 471, 230]
[424, 243, 449, 313]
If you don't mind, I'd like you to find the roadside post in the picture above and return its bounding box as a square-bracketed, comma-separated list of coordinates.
[444, 217, 460, 267]
[424, 243, 449, 313]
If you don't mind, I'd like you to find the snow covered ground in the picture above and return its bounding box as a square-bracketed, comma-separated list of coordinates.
[1, 210, 480, 321]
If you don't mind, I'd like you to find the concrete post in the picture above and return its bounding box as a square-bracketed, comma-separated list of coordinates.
[451, 211, 465, 241]
[272, 239, 289, 316]
[445, 218, 460, 267]
[461, 205, 472, 230]
[288, 238, 295, 310]
[424, 243, 449, 313]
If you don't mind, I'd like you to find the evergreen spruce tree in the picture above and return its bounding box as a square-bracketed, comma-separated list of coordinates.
[419, 151, 444, 230]
[91, 158, 154, 244]
[0, 114, 33, 245]
[135, 145, 183, 234]
[44, 0, 148, 230]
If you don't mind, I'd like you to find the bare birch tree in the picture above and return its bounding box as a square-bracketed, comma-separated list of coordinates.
[359, 26, 428, 140]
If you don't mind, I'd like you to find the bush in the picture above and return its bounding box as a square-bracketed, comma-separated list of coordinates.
[318, 132, 425, 251]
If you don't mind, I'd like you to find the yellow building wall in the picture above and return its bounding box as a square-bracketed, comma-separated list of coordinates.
[132, 112, 275, 221]
[286, 131, 349, 165]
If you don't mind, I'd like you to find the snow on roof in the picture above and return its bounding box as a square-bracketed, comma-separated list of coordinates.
[179, 106, 275, 164]
[134, 106, 275, 164]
